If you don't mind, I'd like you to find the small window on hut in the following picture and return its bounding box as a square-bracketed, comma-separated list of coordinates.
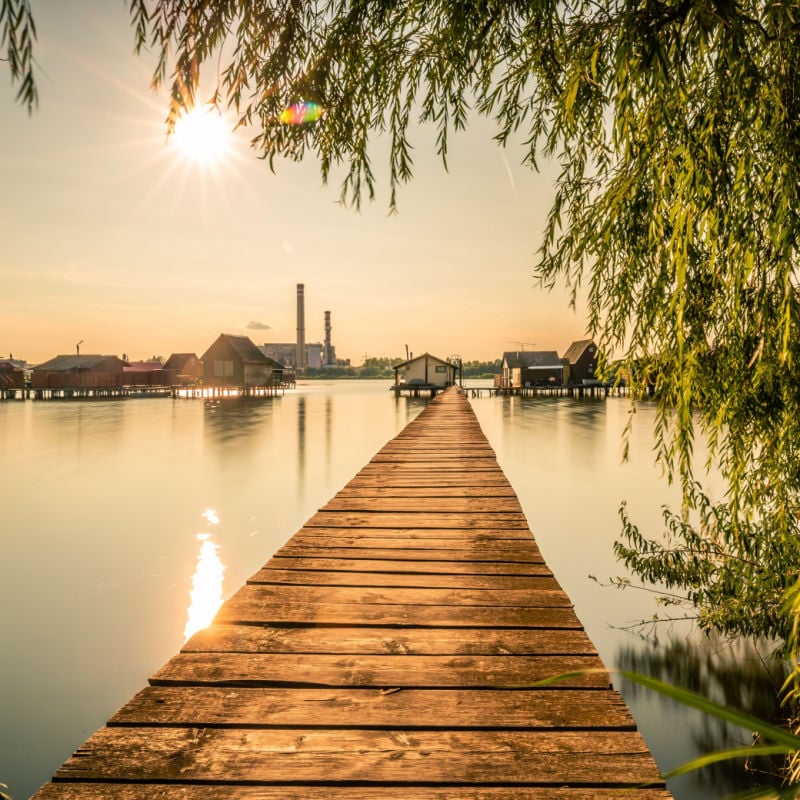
[435, 365, 447, 373]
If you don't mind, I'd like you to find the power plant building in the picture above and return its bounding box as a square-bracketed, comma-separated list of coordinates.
[261, 290, 338, 369]
[260, 342, 329, 369]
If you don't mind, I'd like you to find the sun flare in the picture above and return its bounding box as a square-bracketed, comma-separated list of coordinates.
[171, 106, 232, 166]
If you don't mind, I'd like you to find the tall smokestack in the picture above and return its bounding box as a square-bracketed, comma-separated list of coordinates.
[324, 310, 332, 366]
[296, 283, 306, 369]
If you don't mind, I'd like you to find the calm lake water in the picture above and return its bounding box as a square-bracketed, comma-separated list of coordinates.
[0, 380, 784, 798]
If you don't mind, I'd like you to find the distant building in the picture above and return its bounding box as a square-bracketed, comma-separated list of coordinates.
[31, 355, 127, 390]
[260, 343, 298, 367]
[2, 355, 26, 370]
[163, 353, 203, 385]
[392, 352, 460, 389]
[0, 361, 25, 390]
[563, 339, 599, 385]
[306, 342, 324, 369]
[123, 360, 173, 387]
[260, 342, 331, 370]
[202, 334, 283, 387]
[500, 351, 564, 388]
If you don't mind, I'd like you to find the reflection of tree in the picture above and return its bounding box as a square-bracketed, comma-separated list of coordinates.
[616, 634, 787, 793]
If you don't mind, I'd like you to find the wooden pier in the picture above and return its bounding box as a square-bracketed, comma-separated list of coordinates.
[463, 383, 628, 399]
[33, 386, 671, 799]
[0, 382, 291, 401]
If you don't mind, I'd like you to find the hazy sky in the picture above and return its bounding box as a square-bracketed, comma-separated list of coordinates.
[1, 2, 588, 365]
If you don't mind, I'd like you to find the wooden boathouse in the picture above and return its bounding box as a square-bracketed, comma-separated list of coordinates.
[33, 387, 671, 799]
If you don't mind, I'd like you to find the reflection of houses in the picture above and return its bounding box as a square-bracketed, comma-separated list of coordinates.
[202, 334, 284, 387]
[123, 361, 174, 387]
[392, 353, 461, 396]
[163, 353, 203, 385]
[498, 351, 564, 389]
[31, 355, 127, 389]
[563, 339, 599, 385]
[0, 360, 25, 391]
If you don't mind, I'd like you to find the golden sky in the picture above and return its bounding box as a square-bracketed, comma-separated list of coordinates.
[1, 2, 587, 365]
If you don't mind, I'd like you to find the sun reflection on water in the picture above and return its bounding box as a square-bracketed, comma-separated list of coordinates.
[183, 510, 226, 642]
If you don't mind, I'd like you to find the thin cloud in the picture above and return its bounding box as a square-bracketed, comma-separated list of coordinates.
[246, 321, 272, 330]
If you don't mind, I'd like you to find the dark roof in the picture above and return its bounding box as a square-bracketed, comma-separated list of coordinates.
[203, 334, 273, 365]
[563, 339, 596, 364]
[33, 355, 125, 371]
[0, 361, 22, 372]
[163, 353, 200, 370]
[392, 352, 453, 369]
[503, 351, 563, 369]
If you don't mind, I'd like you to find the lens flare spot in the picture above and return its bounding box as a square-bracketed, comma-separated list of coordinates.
[280, 102, 323, 125]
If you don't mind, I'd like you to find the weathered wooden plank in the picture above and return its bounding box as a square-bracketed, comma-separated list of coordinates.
[213, 599, 579, 628]
[355, 463, 504, 473]
[247, 568, 559, 590]
[183, 624, 597, 655]
[150, 652, 608, 688]
[110, 686, 633, 728]
[223, 583, 572, 609]
[262, 556, 551, 576]
[285, 526, 532, 540]
[382, 444, 495, 450]
[322, 497, 523, 513]
[337, 486, 518, 497]
[285, 535, 535, 550]
[303, 511, 530, 529]
[273, 546, 544, 564]
[54, 728, 662, 785]
[35, 787, 673, 800]
[349, 475, 514, 487]
[370, 454, 500, 463]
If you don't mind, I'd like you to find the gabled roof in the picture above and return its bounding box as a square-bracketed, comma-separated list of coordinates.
[163, 353, 200, 371]
[392, 352, 454, 370]
[502, 351, 563, 369]
[0, 361, 22, 372]
[33, 355, 126, 371]
[202, 334, 274, 365]
[563, 339, 596, 364]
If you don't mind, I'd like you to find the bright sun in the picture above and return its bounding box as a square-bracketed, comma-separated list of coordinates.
[171, 106, 232, 166]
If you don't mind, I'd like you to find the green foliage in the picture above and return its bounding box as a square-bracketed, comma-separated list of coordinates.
[462, 359, 501, 378]
[1, 0, 36, 112]
[531, 1, 800, 645]
[300, 366, 360, 380]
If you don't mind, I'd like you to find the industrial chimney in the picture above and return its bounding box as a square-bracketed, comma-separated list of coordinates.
[296, 283, 306, 370]
[324, 310, 332, 366]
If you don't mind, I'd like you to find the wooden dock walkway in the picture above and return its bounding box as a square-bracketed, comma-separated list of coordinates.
[33, 387, 671, 799]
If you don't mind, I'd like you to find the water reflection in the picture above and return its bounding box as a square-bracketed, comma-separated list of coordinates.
[324, 396, 332, 475]
[202, 397, 275, 442]
[183, 509, 226, 641]
[616, 633, 786, 795]
[297, 395, 306, 492]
